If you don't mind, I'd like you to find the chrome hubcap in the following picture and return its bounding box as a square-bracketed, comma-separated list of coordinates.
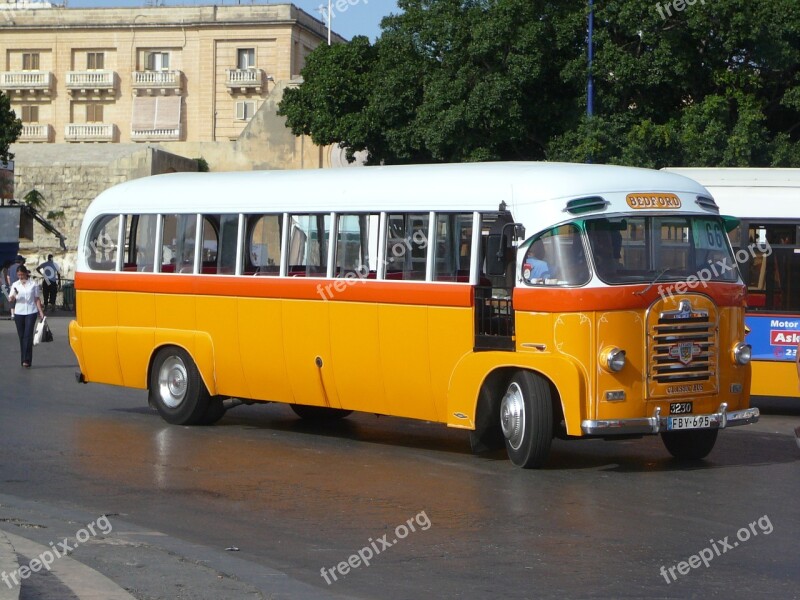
[158, 356, 188, 409]
[500, 382, 526, 451]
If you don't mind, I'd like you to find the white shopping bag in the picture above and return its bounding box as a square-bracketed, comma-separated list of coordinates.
[33, 317, 46, 346]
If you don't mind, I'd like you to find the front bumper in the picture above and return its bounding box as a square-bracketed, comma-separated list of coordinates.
[581, 403, 760, 436]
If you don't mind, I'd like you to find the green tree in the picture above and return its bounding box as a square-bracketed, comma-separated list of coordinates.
[280, 0, 800, 167]
[0, 91, 22, 162]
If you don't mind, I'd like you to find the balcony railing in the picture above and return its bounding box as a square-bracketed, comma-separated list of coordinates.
[66, 70, 116, 94]
[65, 123, 116, 142]
[131, 127, 182, 142]
[0, 71, 53, 94]
[225, 68, 264, 93]
[18, 124, 53, 142]
[132, 70, 183, 95]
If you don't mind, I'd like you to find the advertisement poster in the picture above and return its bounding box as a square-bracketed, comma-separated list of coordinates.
[746, 314, 800, 362]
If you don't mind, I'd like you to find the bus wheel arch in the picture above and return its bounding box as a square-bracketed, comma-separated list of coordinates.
[148, 345, 213, 426]
[471, 368, 561, 468]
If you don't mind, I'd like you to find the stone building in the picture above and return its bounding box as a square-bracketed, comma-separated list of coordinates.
[0, 1, 340, 146]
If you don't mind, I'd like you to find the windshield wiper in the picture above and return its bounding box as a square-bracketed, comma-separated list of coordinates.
[635, 267, 677, 296]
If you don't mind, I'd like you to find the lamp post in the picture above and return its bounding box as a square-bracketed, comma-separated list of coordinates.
[587, 0, 594, 119]
[318, 1, 332, 45]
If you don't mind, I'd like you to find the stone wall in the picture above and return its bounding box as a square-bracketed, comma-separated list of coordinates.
[10, 145, 197, 278]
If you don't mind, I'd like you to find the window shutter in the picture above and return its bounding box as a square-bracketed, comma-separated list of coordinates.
[146, 52, 154, 71]
[97, 53, 105, 70]
[236, 101, 245, 121]
[161, 53, 169, 69]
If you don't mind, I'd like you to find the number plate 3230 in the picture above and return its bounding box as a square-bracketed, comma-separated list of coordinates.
[670, 402, 693, 414]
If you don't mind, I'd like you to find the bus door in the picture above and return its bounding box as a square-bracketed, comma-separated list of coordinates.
[475, 209, 523, 351]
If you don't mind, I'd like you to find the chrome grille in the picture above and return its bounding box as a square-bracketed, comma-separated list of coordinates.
[651, 306, 716, 384]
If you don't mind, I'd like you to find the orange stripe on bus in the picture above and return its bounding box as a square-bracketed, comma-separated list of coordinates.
[513, 283, 747, 312]
[75, 272, 474, 307]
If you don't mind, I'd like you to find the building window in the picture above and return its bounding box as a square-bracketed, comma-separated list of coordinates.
[87, 52, 105, 70]
[235, 100, 256, 121]
[237, 48, 255, 70]
[21, 105, 39, 123]
[146, 51, 169, 71]
[87, 103, 104, 123]
[22, 53, 40, 71]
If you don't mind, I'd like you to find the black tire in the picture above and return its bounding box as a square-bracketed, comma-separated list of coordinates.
[500, 371, 553, 468]
[149, 346, 212, 425]
[661, 429, 718, 460]
[198, 398, 226, 426]
[290, 404, 352, 421]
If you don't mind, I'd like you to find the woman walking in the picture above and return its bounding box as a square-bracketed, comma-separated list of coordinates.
[8, 265, 45, 368]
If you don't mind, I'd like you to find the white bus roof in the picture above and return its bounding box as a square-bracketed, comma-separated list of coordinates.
[665, 168, 800, 220]
[82, 162, 715, 236]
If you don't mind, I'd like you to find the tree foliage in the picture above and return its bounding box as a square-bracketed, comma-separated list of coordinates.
[0, 91, 22, 162]
[279, 0, 800, 167]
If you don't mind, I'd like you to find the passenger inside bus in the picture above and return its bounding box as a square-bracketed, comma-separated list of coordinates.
[522, 240, 550, 282]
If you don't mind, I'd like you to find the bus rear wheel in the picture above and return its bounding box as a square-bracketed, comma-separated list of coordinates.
[150, 346, 212, 425]
[661, 429, 718, 460]
[500, 372, 553, 468]
[290, 405, 352, 421]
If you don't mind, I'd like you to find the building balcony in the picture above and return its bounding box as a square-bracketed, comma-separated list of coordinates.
[66, 70, 117, 95]
[131, 127, 182, 142]
[132, 70, 183, 95]
[18, 124, 53, 143]
[225, 68, 265, 93]
[65, 123, 117, 143]
[0, 71, 54, 95]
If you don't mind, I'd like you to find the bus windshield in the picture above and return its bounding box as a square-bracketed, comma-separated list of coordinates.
[585, 216, 740, 285]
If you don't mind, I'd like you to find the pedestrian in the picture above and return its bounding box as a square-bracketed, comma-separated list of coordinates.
[6, 255, 25, 318]
[8, 264, 45, 368]
[1, 260, 10, 318]
[36, 254, 61, 311]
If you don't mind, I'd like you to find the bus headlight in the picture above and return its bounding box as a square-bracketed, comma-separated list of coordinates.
[732, 342, 752, 365]
[601, 347, 627, 373]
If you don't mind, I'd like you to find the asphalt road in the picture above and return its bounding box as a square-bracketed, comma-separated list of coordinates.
[1, 315, 798, 599]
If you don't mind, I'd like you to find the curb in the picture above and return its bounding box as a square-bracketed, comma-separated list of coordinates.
[0, 529, 20, 600]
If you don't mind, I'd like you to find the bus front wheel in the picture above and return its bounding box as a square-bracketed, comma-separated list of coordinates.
[500, 372, 553, 468]
[661, 429, 718, 460]
[150, 347, 213, 425]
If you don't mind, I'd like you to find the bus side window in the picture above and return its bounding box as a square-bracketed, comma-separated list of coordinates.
[203, 214, 239, 275]
[125, 214, 158, 272]
[335, 214, 379, 278]
[86, 215, 120, 271]
[245, 214, 281, 276]
[385, 213, 428, 280]
[521, 224, 589, 287]
[288, 214, 330, 277]
[433, 213, 473, 282]
[162, 214, 198, 274]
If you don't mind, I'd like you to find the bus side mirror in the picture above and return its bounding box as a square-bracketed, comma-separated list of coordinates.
[486, 234, 506, 276]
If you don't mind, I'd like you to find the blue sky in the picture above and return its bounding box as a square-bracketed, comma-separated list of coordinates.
[64, 1, 400, 40]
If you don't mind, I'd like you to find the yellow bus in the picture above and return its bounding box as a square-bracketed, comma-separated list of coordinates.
[70, 162, 759, 468]
[667, 168, 800, 399]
